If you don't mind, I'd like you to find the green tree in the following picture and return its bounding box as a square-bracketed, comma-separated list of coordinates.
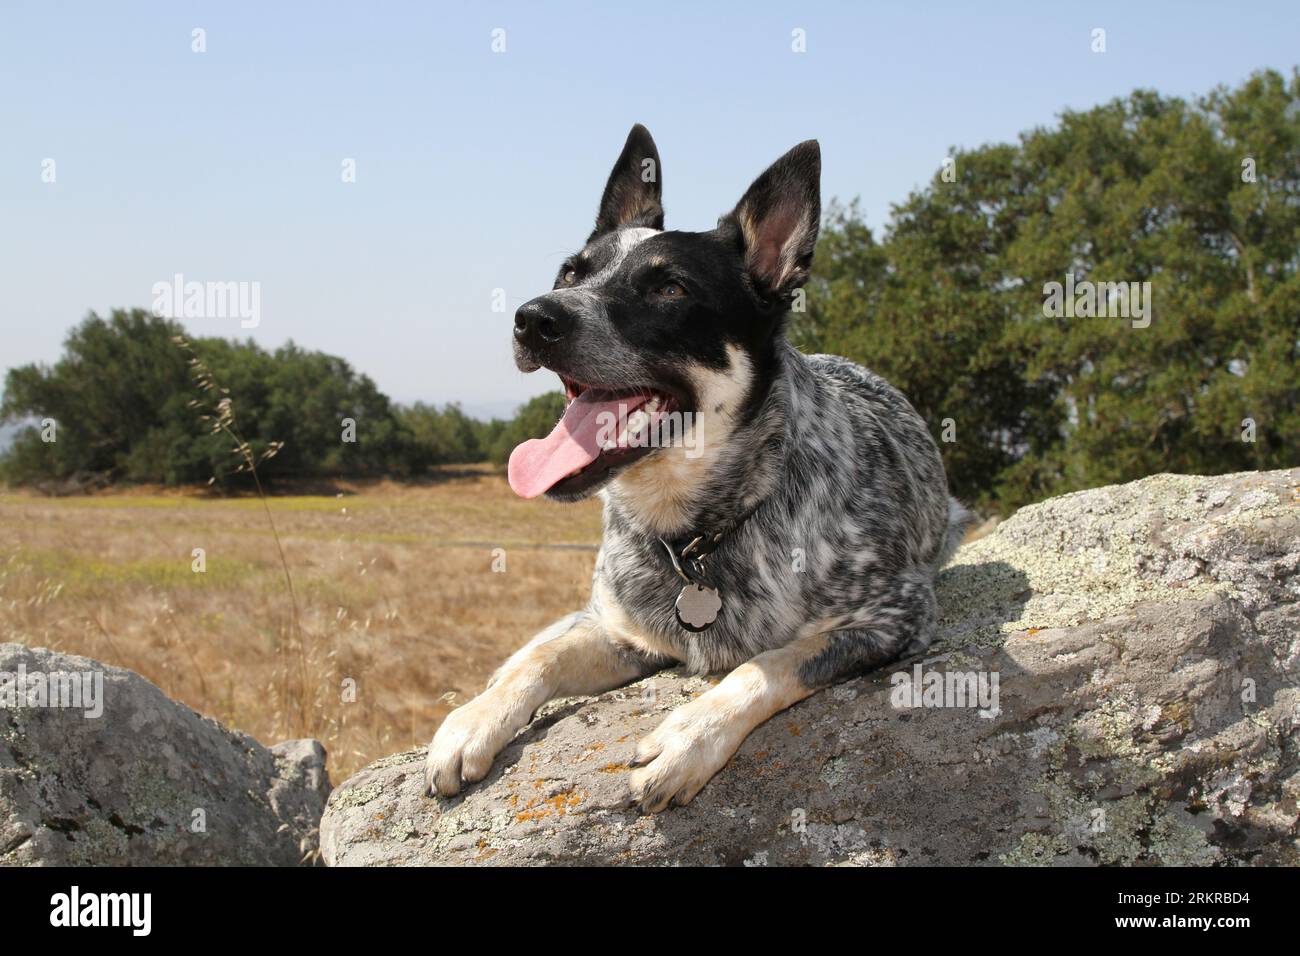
[1, 310, 422, 486]
[794, 68, 1299, 512]
[1, 310, 203, 484]
[397, 402, 486, 466]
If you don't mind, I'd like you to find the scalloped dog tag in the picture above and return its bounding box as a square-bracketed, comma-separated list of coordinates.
[675, 583, 722, 632]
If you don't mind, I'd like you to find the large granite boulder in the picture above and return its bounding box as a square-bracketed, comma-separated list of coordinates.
[0, 644, 330, 865]
[320, 468, 1299, 866]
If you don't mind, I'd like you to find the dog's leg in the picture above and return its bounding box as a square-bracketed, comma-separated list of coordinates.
[630, 576, 936, 812]
[426, 611, 663, 796]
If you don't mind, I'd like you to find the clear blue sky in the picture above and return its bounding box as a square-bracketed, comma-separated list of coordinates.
[2, 1, 1296, 417]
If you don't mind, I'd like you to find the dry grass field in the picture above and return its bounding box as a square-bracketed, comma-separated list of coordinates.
[0, 466, 602, 781]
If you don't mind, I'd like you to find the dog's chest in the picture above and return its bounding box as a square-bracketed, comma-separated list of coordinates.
[592, 529, 802, 671]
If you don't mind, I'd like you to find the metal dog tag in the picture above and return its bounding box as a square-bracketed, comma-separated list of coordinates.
[675, 584, 722, 632]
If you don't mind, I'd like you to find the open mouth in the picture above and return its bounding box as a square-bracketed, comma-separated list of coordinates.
[507, 375, 679, 499]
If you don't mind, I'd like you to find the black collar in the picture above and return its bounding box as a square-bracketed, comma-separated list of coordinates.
[657, 504, 760, 586]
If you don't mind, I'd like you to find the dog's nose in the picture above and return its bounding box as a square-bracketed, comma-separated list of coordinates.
[514, 297, 573, 350]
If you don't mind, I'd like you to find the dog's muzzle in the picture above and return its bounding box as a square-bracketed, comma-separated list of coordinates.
[513, 295, 574, 368]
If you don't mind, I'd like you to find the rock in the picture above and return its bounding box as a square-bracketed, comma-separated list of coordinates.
[321, 469, 1300, 866]
[0, 644, 330, 865]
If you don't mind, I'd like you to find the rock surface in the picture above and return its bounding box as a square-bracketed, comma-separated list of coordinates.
[0, 644, 330, 865]
[322, 469, 1300, 866]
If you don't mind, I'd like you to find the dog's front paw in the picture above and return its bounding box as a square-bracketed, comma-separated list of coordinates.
[628, 703, 735, 813]
[424, 693, 519, 797]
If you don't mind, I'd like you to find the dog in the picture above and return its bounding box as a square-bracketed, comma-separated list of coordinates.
[425, 124, 971, 812]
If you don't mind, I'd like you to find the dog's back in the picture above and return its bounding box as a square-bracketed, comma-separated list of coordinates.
[796, 348, 971, 570]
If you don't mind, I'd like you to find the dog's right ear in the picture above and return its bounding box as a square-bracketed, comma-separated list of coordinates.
[589, 124, 664, 242]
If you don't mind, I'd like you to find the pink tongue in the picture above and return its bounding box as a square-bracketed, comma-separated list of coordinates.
[508, 392, 650, 498]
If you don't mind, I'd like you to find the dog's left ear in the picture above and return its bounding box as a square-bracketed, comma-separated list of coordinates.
[590, 124, 664, 241]
[726, 140, 821, 299]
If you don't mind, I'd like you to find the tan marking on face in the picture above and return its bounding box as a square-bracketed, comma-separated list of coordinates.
[607, 344, 754, 535]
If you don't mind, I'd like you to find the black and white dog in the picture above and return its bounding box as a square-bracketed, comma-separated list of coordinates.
[425, 125, 971, 812]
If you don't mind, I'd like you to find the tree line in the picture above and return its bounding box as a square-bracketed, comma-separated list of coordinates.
[3, 70, 1296, 508]
[0, 309, 565, 488]
[791, 68, 1298, 511]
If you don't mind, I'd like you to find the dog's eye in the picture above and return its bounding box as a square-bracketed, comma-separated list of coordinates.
[656, 281, 687, 298]
[561, 269, 577, 285]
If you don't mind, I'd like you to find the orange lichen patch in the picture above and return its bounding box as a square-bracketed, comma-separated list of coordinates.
[514, 796, 539, 820]
[576, 742, 607, 762]
[372, 813, 386, 821]
[549, 789, 584, 812]
[514, 788, 585, 822]
[789, 723, 802, 737]
[615, 735, 629, 743]
[598, 762, 630, 773]
[1026, 627, 1043, 636]
[753, 750, 769, 760]
[474, 838, 498, 861]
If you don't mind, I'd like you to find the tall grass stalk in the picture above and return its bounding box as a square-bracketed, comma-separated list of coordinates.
[174, 335, 313, 737]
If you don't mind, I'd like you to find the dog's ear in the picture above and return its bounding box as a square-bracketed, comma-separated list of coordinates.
[725, 140, 821, 299]
[590, 124, 664, 241]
